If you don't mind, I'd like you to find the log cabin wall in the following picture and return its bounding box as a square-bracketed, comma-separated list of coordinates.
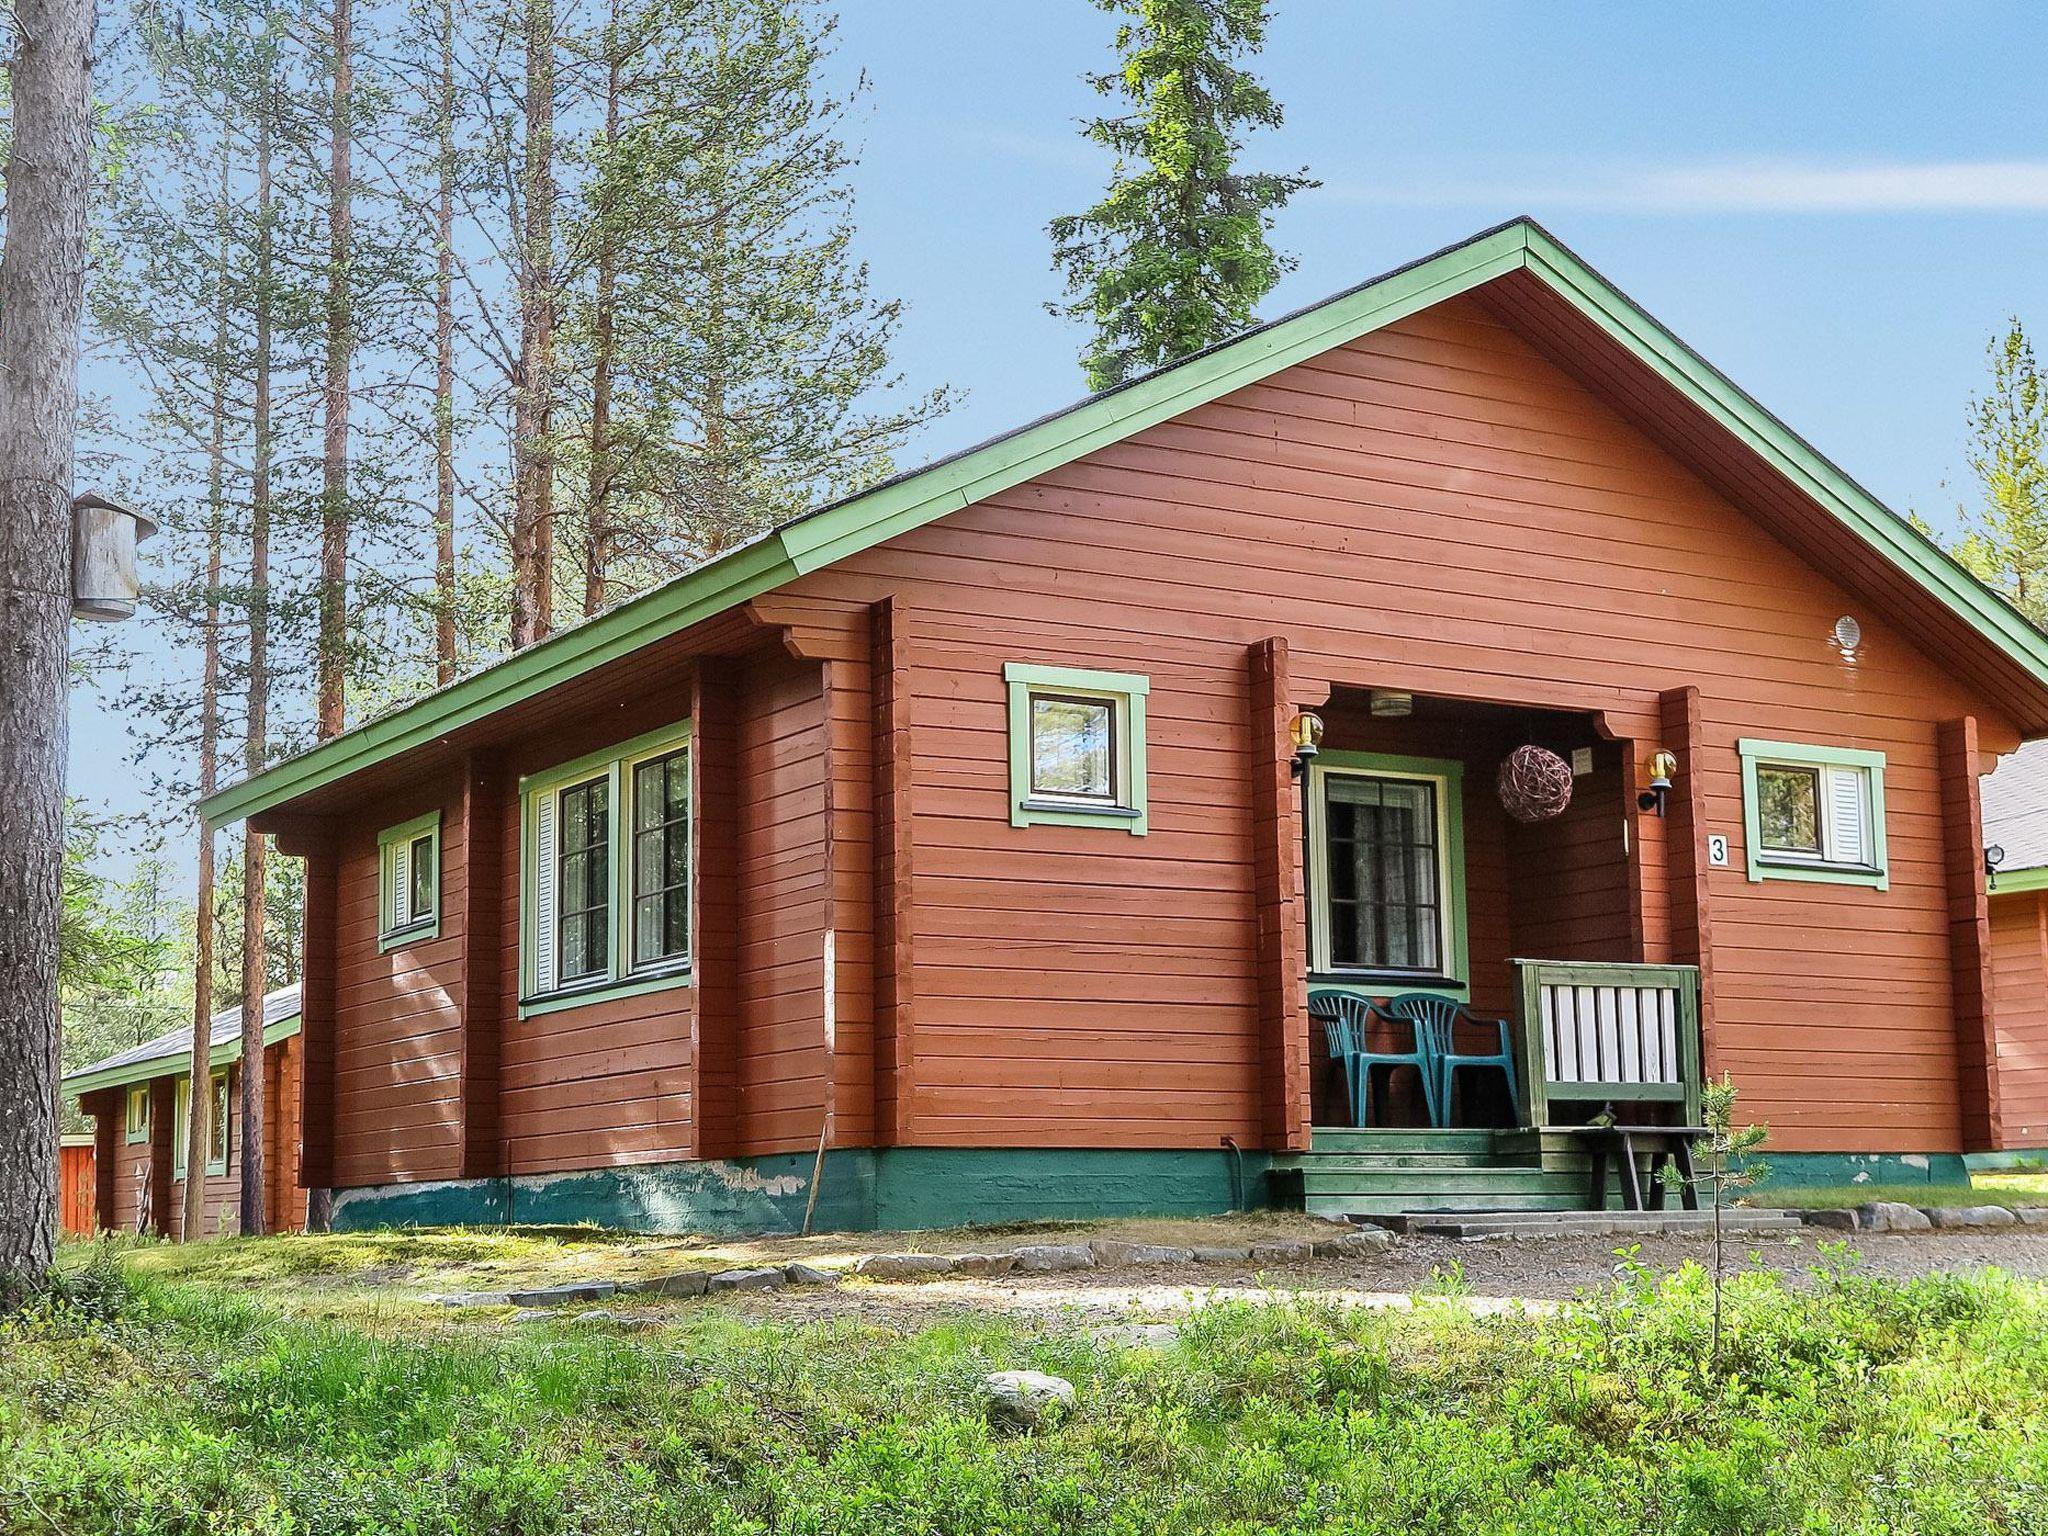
[1990, 888, 2048, 1149]
[769, 292, 2018, 1158]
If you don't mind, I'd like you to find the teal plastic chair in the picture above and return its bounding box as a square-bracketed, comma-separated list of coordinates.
[1308, 990, 1440, 1128]
[1384, 993, 1518, 1129]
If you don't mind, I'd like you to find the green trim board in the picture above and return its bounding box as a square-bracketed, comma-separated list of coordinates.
[327, 1146, 1276, 1236]
[64, 1012, 303, 1098]
[377, 812, 442, 952]
[199, 218, 2048, 832]
[1736, 738, 1888, 890]
[518, 718, 694, 1018]
[1990, 863, 2048, 895]
[1003, 662, 1150, 834]
[1304, 750, 1470, 996]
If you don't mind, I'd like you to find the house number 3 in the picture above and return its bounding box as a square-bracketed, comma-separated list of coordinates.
[1707, 834, 1730, 868]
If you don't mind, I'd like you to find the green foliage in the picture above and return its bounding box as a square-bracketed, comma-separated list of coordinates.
[1050, 0, 1316, 390]
[6, 1251, 2048, 1533]
[1951, 319, 2048, 624]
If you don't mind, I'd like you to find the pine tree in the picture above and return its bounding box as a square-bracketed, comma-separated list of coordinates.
[1048, 0, 1314, 391]
[1953, 319, 2048, 625]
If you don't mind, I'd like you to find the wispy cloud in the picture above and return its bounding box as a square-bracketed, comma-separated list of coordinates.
[1321, 159, 2048, 214]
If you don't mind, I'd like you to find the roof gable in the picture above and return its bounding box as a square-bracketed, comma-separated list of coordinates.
[64, 985, 302, 1097]
[200, 218, 2048, 827]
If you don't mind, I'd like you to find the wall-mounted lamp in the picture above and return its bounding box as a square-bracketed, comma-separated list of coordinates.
[1987, 843, 2007, 891]
[1289, 712, 1325, 778]
[1636, 749, 1678, 817]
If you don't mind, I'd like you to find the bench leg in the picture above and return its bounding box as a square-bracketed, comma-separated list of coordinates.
[1647, 1150, 1669, 1211]
[1618, 1133, 1645, 1211]
[1588, 1145, 1608, 1211]
[1675, 1138, 1700, 1211]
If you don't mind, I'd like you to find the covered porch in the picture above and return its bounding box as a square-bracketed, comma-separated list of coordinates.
[1272, 687, 1705, 1214]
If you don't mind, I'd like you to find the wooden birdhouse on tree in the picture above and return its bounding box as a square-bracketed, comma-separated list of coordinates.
[70, 490, 157, 621]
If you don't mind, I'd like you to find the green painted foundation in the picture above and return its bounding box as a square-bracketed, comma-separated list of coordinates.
[328, 1146, 1276, 1237]
[1965, 1149, 2048, 1171]
[1742, 1151, 1973, 1189]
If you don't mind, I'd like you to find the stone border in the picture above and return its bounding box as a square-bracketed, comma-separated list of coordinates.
[1798, 1202, 2048, 1233]
[428, 1228, 1395, 1309]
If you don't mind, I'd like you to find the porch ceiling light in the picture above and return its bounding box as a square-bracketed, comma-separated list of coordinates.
[1368, 689, 1413, 718]
[1289, 712, 1324, 778]
[1638, 750, 1678, 817]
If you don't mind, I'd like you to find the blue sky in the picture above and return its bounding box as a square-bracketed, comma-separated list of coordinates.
[73, 0, 2048, 852]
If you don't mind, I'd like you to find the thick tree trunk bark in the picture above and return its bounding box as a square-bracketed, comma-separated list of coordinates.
[433, 0, 458, 685]
[0, 0, 94, 1299]
[509, 0, 556, 649]
[316, 0, 354, 737]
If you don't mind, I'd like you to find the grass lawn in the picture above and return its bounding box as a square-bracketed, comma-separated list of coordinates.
[4, 1238, 2046, 1533]
[1746, 1168, 2048, 1211]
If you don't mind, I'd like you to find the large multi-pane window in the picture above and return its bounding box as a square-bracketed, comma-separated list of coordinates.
[1308, 754, 1466, 985]
[522, 722, 692, 1011]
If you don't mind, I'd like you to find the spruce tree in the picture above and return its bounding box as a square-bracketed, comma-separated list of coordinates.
[1049, 0, 1314, 391]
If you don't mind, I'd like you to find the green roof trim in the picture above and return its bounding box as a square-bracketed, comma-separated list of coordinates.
[63, 1012, 303, 1098]
[1991, 864, 2048, 896]
[199, 217, 2048, 828]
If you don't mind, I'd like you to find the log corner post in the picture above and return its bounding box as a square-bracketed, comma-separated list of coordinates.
[1938, 716, 2002, 1152]
[1656, 687, 1717, 1072]
[458, 752, 507, 1180]
[1249, 638, 1310, 1152]
[271, 818, 339, 1197]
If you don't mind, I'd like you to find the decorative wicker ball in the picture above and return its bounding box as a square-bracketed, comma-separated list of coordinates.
[1497, 744, 1573, 824]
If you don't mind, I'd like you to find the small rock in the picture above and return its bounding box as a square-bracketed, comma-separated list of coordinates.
[511, 1308, 556, 1324]
[853, 1252, 955, 1279]
[571, 1308, 619, 1325]
[982, 1369, 1075, 1430]
[1857, 1201, 1933, 1233]
[620, 1269, 710, 1299]
[1189, 1245, 1253, 1264]
[783, 1262, 838, 1286]
[1924, 1205, 2017, 1229]
[1090, 1321, 1180, 1349]
[1008, 1243, 1096, 1273]
[708, 1267, 787, 1292]
[949, 1252, 1017, 1277]
[2015, 1207, 2048, 1227]
[506, 1281, 617, 1308]
[1312, 1229, 1394, 1258]
[434, 1290, 513, 1308]
[1801, 1209, 1860, 1231]
[1250, 1240, 1314, 1265]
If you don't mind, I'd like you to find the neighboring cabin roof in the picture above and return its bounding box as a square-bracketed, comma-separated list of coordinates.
[63, 984, 302, 1098]
[1987, 740, 2048, 888]
[198, 216, 2048, 829]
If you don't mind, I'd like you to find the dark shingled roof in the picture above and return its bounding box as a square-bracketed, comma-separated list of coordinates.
[63, 984, 301, 1094]
[1984, 740, 2048, 876]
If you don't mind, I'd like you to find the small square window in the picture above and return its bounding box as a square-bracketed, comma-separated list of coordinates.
[378, 813, 442, 950]
[1739, 739, 1886, 889]
[1004, 664, 1150, 834]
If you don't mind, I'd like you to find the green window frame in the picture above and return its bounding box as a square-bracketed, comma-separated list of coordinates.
[1306, 751, 1470, 998]
[377, 812, 442, 951]
[1003, 662, 1149, 834]
[519, 720, 693, 1018]
[1737, 738, 1888, 890]
[173, 1078, 187, 1177]
[207, 1071, 230, 1176]
[125, 1085, 149, 1144]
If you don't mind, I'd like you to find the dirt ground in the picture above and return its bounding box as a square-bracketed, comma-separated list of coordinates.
[702, 1225, 2048, 1330]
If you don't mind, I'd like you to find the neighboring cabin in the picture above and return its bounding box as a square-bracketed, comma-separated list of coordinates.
[64, 986, 306, 1237]
[1983, 743, 2048, 1154]
[101, 219, 2048, 1234]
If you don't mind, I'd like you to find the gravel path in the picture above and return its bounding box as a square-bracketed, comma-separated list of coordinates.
[719, 1225, 2048, 1329]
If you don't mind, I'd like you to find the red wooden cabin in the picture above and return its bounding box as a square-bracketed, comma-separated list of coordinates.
[187, 221, 2048, 1231]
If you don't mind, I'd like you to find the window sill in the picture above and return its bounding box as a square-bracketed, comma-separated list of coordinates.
[519, 964, 692, 1020]
[1309, 971, 1468, 998]
[379, 919, 441, 954]
[1748, 857, 1888, 891]
[1013, 798, 1147, 834]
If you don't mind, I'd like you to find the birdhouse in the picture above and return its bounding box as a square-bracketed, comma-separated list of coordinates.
[70, 490, 158, 622]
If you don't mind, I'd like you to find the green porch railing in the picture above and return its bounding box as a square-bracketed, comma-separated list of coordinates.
[1511, 960, 1703, 1129]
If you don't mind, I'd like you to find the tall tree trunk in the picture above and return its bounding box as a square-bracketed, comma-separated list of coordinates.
[510, 0, 556, 649]
[316, 0, 355, 736]
[184, 141, 232, 1241]
[582, 0, 620, 619]
[239, 92, 276, 1241]
[433, 0, 458, 684]
[0, 0, 93, 1300]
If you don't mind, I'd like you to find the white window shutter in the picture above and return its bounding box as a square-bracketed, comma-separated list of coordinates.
[1825, 766, 1869, 865]
[533, 793, 558, 993]
[390, 841, 411, 929]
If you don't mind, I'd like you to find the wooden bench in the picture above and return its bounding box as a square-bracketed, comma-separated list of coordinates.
[1569, 1122, 1709, 1211]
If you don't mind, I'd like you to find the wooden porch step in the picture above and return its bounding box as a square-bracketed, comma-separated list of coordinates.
[1293, 1166, 1584, 1198]
[1304, 1191, 1590, 1217]
[1306, 1128, 1503, 1154]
